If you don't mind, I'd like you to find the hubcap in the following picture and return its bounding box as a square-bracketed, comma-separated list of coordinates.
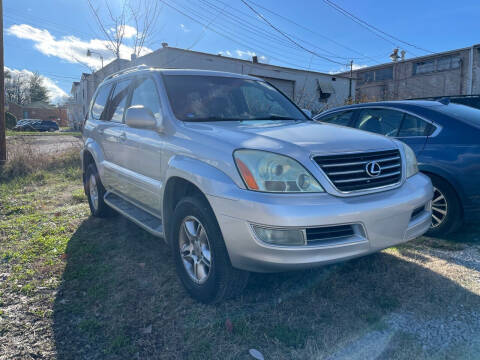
[431, 186, 448, 228]
[89, 174, 99, 211]
[179, 216, 212, 284]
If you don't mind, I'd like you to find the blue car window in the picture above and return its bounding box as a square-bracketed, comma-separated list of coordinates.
[356, 109, 403, 136]
[398, 114, 428, 137]
[318, 111, 353, 126]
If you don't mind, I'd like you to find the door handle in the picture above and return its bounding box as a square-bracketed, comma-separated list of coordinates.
[119, 132, 127, 141]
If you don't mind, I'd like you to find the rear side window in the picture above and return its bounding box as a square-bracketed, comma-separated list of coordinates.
[398, 114, 429, 137]
[130, 77, 162, 120]
[108, 79, 131, 122]
[318, 111, 353, 126]
[91, 84, 113, 120]
[355, 109, 403, 136]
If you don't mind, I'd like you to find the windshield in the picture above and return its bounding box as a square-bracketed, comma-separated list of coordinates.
[163, 75, 307, 122]
[435, 103, 480, 129]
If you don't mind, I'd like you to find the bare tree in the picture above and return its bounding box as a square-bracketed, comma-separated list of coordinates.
[129, 0, 160, 56]
[87, 0, 160, 59]
[4, 70, 50, 105]
[87, 0, 127, 59]
[5, 70, 30, 105]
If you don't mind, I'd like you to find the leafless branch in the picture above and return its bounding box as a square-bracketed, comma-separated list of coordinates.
[87, 0, 161, 60]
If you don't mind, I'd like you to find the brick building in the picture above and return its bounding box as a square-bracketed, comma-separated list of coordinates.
[6, 101, 68, 126]
[348, 44, 480, 101]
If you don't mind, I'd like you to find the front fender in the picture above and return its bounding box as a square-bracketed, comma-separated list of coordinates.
[163, 155, 242, 200]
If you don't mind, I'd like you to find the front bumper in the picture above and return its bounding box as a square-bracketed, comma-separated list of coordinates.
[207, 173, 433, 272]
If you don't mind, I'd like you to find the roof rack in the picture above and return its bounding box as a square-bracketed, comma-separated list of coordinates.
[104, 64, 151, 81]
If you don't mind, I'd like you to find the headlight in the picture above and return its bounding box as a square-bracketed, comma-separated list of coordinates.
[234, 150, 324, 193]
[402, 143, 419, 178]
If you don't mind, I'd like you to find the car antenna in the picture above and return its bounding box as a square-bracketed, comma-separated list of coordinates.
[438, 97, 450, 105]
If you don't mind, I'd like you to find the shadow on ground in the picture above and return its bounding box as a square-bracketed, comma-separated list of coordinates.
[53, 216, 480, 359]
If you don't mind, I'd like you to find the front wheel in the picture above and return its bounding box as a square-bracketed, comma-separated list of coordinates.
[84, 163, 115, 217]
[426, 175, 462, 237]
[172, 196, 249, 303]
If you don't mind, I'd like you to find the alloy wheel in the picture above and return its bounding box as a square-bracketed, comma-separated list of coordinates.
[179, 216, 212, 284]
[431, 186, 448, 228]
[89, 174, 99, 211]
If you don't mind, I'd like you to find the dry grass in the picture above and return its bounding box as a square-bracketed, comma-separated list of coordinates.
[0, 138, 81, 181]
[0, 161, 479, 359]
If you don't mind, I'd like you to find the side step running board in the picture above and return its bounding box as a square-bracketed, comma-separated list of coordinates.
[104, 192, 164, 238]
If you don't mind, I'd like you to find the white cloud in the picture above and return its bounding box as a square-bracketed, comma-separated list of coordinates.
[218, 49, 268, 63]
[179, 24, 190, 33]
[4, 66, 68, 104]
[330, 63, 368, 74]
[218, 50, 232, 57]
[7, 24, 151, 70]
[121, 25, 137, 39]
[110, 25, 137, 39]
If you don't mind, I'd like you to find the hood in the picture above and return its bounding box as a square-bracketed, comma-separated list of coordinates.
[183, 120, 398, 156]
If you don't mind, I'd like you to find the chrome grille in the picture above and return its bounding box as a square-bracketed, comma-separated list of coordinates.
[314, 149, 402, 192]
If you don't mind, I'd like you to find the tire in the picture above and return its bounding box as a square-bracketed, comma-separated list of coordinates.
[426, 174, 462, 237]
[171, 196, 249, 303]
[84, 163, 115, 217]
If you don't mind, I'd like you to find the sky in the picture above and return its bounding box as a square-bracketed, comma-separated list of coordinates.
[4, 0, 480, 104]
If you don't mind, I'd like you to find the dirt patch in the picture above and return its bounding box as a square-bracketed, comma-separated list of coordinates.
[7, 135, 82, 156]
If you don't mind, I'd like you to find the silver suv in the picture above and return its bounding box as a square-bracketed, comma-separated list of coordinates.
[81, 66, 433, 303]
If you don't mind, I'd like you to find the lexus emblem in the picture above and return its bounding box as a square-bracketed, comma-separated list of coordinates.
[366, 161, 382, 177]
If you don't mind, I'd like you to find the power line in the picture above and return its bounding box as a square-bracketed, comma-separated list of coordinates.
[182, 0, 352, 65]
[202, 0, 363, 61]
[160, 0, 345, 72]
[240, 0, 346, 66]
[243, 0, 382, 63]
[323, 0, 433, 55]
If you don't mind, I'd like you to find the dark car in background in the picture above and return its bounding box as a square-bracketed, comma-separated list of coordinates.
[413, 95, 480, 110]
[314, 100, 480, 236]
[13, 119, 59, 132]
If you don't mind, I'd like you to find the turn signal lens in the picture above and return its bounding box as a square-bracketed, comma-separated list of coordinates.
[236, 158, 259, 190]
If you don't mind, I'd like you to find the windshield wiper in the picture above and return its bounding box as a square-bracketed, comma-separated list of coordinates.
[246, 115, 303, 121]
[183, 117, 241, 122]
[183, 115, 305, 122]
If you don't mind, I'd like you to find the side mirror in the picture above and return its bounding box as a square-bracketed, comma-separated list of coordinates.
[302, 109, 312, 119]
[125, 105, 158, 129]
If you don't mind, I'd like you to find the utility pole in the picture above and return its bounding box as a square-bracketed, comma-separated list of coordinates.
[348, 60, 353, 103]
[0, 0, 6, 166]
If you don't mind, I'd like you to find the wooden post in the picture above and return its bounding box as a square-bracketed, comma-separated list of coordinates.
[0, 0, 6, 166]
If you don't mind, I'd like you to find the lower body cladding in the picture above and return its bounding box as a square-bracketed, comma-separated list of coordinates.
[207, 173, 433, 273]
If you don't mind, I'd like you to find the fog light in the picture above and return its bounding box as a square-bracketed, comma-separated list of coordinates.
[252, 225, 305, 246]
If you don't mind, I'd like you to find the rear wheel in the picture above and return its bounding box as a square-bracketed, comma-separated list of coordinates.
[426, 175, 462, 236]
[172, 196, 249, 303]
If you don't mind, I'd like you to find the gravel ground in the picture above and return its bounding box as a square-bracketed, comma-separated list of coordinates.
[7, 134, 82, 155]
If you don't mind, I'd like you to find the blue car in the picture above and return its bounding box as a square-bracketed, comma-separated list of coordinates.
[314, 100, 480, 236]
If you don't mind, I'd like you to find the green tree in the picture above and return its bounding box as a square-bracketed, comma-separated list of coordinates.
[28, 72, 50, 103]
